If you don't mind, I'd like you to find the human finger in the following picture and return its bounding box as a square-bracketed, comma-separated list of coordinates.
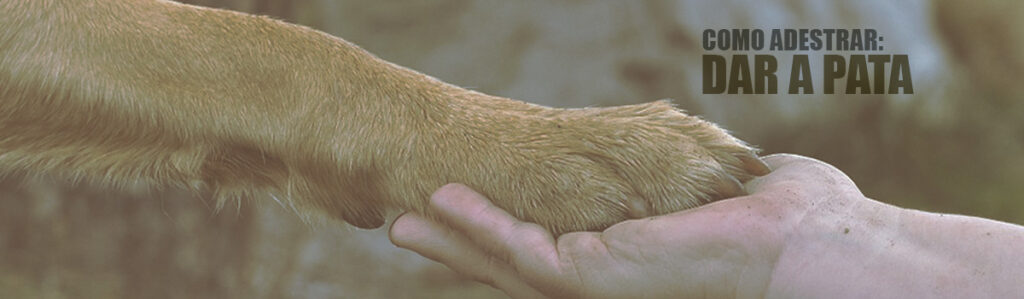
[389, 211, 548, 298]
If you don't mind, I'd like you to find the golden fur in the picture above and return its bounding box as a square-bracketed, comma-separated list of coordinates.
[0, 0, 768, 234]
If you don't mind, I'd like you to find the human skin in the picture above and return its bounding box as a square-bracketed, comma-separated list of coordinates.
[390, 154, 1024, 298]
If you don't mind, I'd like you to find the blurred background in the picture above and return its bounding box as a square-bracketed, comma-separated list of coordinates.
[2, 0, 1022, 298]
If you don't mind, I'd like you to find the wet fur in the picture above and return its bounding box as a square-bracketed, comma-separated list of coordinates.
[0, 0, 766, 234]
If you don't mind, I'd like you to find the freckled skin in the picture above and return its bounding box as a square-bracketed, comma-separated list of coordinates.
[0, 0, 768, 234]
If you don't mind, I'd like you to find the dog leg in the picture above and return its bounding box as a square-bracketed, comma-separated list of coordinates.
[0, 0, 768, 234]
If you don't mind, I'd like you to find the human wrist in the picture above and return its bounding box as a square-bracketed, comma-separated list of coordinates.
[894, 208, 1024, 297]
[767, 201, 1023, 298]
[765, 197, 909, 298]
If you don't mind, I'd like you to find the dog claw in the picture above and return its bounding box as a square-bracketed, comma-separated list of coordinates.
[738, 154, 772, 176]
[713, 175, 746, 199]
[626, 197, 650, 219]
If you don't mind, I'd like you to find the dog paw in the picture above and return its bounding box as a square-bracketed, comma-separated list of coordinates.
[439, 100, 769, 235]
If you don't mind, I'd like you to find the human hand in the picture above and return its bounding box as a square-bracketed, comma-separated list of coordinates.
[390, 154, 1024, 298]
